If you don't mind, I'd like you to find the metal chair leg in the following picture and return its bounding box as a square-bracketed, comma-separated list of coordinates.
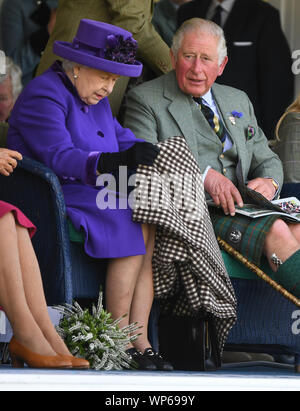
[294, 354, 300, 373]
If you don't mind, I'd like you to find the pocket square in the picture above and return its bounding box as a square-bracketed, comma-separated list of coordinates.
[246, 125, 255, 140]
[233, 41, 253, 46]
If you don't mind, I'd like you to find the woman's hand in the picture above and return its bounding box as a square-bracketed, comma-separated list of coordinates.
[97, 142, 160, 174]
[0, 148, 22, 176]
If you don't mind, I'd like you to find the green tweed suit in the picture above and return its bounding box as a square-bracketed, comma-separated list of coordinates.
[124, 70, 283, 188]
[36, 0, 172, 116]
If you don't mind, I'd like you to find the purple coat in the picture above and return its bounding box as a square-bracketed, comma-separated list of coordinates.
[7, 62, 145, 258]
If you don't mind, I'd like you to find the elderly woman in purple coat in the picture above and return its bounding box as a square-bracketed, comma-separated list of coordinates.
[7, 19, 173, 371]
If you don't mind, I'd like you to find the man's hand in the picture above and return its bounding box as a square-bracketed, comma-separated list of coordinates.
[247, 177, 276, 200]
[0, 148, 22, 176]
[204, 168, 243, 216]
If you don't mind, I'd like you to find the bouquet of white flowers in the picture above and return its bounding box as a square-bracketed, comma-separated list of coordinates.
[55, 291, 141, 370]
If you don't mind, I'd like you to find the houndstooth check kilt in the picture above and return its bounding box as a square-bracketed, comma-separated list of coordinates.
[132, 136, 237, 354]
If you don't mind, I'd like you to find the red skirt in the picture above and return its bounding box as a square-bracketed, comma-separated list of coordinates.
[0, 200, 36, 238]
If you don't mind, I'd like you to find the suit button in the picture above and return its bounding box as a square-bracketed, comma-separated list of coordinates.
[220, 154, 224, 159]
[97, 131, 104, 137]
[223, 168, 227, 174]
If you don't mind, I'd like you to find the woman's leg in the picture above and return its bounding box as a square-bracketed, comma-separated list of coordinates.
[0, 212, 56, 356]
[105, 254, 145, 332]
[105, 224, 154, 349]
[129, 225, 155, 352]
[15, 221, 71, 356]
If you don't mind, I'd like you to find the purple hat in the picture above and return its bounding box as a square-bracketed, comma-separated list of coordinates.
[53, 19, 143, 77]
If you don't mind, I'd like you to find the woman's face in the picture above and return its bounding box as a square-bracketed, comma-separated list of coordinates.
[72, 66, 120, 105]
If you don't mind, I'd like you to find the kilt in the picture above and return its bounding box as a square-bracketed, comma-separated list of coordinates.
[209, 207, 279, 266]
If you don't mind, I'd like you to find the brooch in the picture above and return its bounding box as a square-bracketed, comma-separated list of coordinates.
[246, 125, 256, 140]
[228, 111, 243, 125]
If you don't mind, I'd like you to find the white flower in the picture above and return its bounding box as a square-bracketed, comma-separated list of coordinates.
[229, 116, 236, 125]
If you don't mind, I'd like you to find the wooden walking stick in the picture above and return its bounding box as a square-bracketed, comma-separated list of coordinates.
[217, 236, 300, 309]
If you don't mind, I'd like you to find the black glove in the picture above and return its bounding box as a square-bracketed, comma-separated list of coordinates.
[97, 142, 160, 174]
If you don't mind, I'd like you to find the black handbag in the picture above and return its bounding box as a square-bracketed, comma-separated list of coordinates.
[158, 313, 221, 371]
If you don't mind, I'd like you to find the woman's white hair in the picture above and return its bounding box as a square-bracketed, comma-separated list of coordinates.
[171, 18, 227, 65]
[61, 59, 87, 72]
[0, 57, 22, 102]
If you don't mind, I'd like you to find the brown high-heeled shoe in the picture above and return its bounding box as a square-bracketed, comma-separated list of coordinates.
[59, 354, 90, 369]
[9, 337, 72, 369]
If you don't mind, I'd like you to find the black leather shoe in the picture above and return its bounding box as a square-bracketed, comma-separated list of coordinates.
[143, 348, 174, 371]
[126, 348, 157, 371]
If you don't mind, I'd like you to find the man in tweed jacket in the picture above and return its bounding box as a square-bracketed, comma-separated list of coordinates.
[36, 0, 172, 117]
[124, 18, 300, 299]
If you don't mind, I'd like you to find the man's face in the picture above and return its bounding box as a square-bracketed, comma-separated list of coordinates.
[170, 30, 228, 97]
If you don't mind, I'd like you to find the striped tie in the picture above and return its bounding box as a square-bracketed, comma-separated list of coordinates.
[194, 97, 226, 147]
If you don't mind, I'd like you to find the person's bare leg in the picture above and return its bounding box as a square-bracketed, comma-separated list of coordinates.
[129, 225, 155, 352]
[0, 212, 55, 356]
[264, 219, 300, 271]
[15, 222, 71, 356]
[105, 254, 144, 333]
[288, 223, 300, 244]
[105, 224, 152, 348]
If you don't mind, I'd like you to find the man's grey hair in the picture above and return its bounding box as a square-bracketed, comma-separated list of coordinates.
[0, 57, 22, 102]
[171, 18, 227, 65]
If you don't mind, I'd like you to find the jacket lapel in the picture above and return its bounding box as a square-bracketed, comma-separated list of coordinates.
[164, 72, 219, 148]
[212, 83, 247, 176]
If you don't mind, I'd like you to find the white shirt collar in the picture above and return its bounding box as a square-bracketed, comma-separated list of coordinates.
[201, 89, 214, 107]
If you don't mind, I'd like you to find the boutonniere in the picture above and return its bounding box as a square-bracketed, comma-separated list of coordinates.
[246, 125, 256, 140]
[228, 111, 243, 125]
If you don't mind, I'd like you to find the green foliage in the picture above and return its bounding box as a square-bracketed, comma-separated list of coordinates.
[55, 291, 141, 370]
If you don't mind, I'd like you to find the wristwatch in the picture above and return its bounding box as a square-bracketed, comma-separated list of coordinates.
[269, 178, 279, 191]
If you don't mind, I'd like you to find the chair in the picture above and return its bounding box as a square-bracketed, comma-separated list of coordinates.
[222, 181, 300, 373]
[221, 250, 300, 372]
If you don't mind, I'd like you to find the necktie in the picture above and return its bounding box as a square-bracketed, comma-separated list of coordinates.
[211, 4, 222, 26]
[193, 97, 226, 147]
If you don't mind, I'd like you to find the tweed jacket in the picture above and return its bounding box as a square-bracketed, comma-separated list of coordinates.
[124, 70, 283, 189]
[272, 112, 300, 184]
[177, 0, 294, 140]
[36, 0, 172, 117]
